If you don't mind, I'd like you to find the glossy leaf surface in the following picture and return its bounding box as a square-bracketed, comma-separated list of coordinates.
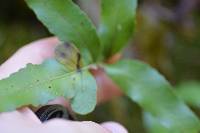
[105, 59, 200, 132]
[25, 0, 101, 64]
[99, 0, 137, 58]
[0, 59, 97, 114]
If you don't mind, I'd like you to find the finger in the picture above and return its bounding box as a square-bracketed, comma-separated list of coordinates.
[0, 110, 42, 133]
[18, 107, 41, 124]
[47, 97, 69, 108]
[0, 109, 40, 125]
[43, 120, 111, 133]
[90, 68, 123, 103]
[0, 37, 59, 79]
[46, 97, 74, 114]
[101, 122, 128, 133]
[90, 53, 123, 103]
[106, 53, 122, 64]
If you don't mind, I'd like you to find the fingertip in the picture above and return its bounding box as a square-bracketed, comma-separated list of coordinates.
[0, 37, 59, 79]
[101, 122, 128, 133]
[90, 68, 122, 103]
[21, 37, 60, 64]
[48, 97, 69, 107]
[18, 107, 41, 124]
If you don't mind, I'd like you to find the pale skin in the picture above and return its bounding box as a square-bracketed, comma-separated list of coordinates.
[0, 37, 127, 133]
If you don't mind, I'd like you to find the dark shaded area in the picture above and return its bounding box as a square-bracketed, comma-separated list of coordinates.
[35, 104, 74, 123]
[124, 0, 200, 83]
[0, 0, 49, 63]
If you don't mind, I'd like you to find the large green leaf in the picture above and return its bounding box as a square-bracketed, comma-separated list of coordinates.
[104, 60, 200, 132]
[99, 0, 137, 59]
[143, 111, 200, 133]
[25, 0, 101, 64]
[175, 82, 200, 108]
[0, 59, 97, 115]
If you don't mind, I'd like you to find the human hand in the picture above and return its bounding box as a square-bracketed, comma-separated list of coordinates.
[0, 37, 127, 133]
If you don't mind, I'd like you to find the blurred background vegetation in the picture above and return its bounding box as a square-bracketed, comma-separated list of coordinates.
[0, 0, 199, 132]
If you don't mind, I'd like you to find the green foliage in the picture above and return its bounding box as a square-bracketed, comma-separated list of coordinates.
[99, 0, 137, 59]
[175, 82, 200, 108]
[0, 59, 97, 114]
[143, 112, 199, 133]
[143, 81, 200, 133]
[105, 60, 200, 132]
[25, 0, 101, 64]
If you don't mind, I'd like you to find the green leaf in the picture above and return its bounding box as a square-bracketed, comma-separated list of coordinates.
[25, 0, 101, 64]
[104, 59, 200, 132]
[55, 42, 83, 71]
[143, 112, 200, 133]
[143, 112, 171, 133]
[0, 59, 97, 115]
[175, 81, 200, 108]
[99, 0, 137, 59]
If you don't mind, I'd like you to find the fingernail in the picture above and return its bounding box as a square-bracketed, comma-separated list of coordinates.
[101, 122, 128, 133]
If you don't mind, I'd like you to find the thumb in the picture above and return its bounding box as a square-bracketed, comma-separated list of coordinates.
[0, 37, 59, 79]
[43, 120, 128, 133]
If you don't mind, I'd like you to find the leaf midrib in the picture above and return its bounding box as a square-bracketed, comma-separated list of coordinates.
[1, 65, 89, 95]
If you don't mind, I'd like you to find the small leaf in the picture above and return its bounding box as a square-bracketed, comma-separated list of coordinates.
[25, 0, 101, 64]
[54, 42, 96, 114]
[104, 60, 200, 132]
[71, 71, 97, 114]
[99, 0, 137, 58]
[55, 42, 83, 71]
[175, 81, 200, 108]
[0, 59, 97, 114]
